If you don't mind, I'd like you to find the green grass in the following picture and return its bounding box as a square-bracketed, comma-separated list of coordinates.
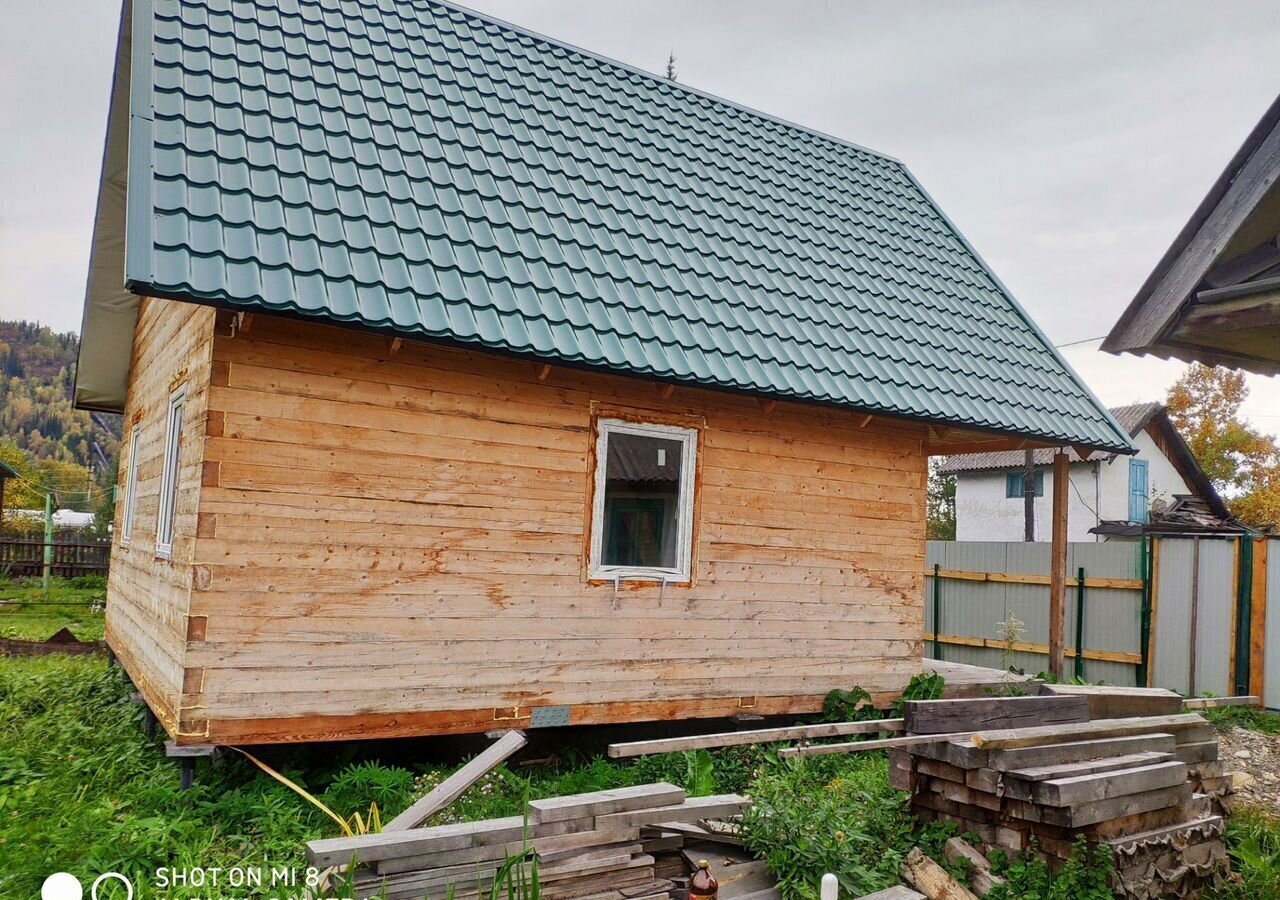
[1203, 704, 1280, 735]
[2, 652, 1276, 900]
[0, 576, 106, 640]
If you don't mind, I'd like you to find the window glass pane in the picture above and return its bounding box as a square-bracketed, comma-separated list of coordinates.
[600, 431, 683, 569]
[159, 397, 184, 550]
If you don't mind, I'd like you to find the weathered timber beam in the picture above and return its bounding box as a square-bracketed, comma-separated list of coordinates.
[1048, 451, 1069, 679]
[969, 713, 1206, 751]
[777, 730, 980, 759]
[384, 730, 528, 831]
[607, 718, 904, 758]
[1183, 695, 1260, 709]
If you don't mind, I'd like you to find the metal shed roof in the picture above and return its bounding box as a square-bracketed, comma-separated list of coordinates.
[77, 0, 1132, 454]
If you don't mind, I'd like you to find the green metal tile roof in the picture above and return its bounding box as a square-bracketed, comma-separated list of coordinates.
[104, 0, 1131, 451]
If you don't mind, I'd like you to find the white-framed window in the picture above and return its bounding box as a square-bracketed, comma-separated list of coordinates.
[155, 385, 186, 559]
[589, 418, 698, 582]
[120, 424, 141, 546]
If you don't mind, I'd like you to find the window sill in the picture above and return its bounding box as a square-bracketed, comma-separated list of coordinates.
[590, 569, 690, 586]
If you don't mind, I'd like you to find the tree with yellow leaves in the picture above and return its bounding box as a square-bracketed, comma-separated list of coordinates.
[1165, 364, 1280, 528]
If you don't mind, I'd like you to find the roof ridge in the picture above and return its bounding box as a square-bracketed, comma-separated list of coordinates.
[428, 0, 905, 167]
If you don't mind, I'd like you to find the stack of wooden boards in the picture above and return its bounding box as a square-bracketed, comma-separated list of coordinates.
[305, 783, 749, 900]
[887, 692, 1233, 898]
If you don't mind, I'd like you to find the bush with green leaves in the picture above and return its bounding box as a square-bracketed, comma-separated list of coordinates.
[740, 754, 915, 900]
[985, 838, 1113, 900]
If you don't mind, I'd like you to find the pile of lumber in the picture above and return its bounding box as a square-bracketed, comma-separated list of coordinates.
[884, 695, 1232, 898]
[305, 783, 750, 900]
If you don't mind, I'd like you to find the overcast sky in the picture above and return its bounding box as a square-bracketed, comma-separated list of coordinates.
[2, 1, 1279, 427]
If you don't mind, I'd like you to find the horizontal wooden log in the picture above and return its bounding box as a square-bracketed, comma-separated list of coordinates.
[969, 714, 1206, 750]
[903, 695, 1088, 735]
[529, 784, 687, 824]
[607, 718, 903, 757]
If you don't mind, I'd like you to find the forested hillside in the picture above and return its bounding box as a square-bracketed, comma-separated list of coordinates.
[0, 321, 120, 519]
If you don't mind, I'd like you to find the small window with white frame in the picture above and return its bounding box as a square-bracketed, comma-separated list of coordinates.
[155, 385, 186, 559]
[120, 423, 141, 546]
[589, 418, 698, 582]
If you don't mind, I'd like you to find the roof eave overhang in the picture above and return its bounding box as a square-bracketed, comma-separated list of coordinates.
[75, 0, 150, 415]
[1104, 93, 1280, 358]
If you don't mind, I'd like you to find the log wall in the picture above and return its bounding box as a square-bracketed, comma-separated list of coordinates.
[105, 298, 216, 736]
[116, 306, 929, 744]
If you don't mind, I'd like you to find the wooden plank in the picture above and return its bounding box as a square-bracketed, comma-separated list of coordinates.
[1043, 783, 1192, 829]
[934, 570, 1142, 590]
[1028, 761, 1188, 807]
[1172, 741, 1219, 765]
[969, 714, 1206, 750]
[779, 730, 982, 759]
[309, 815, 528, 867]
[903, 695, 1088, 735]
[1040, 683, 1183, 719]
[385, 730, 528, 830]
[594, 794, 748, 828]
[1183, 695, 1260, 709]
[928, 634, 1141, 665]
[529, 784, 687, 824]
[1048, 452, 1069, 680]
[987, 733, 1178, 771]
[855, 888, 925, 900]
[607, 718, 903, 757]
[375, 828, 641, 875]
[1250, 538, 1268, 701]
[1005, 751, 1174, 784]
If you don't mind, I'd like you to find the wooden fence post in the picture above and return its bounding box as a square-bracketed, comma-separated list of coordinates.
[1250, 538, 1268, 702]
[1048, 451, 1069, 680]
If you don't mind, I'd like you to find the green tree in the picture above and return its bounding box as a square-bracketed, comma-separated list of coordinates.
[1166, 363, 1280, 528]
[926, 459, 956, 540]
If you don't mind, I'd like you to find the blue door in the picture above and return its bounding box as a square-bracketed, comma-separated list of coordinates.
[1128, 459, 1149, 523]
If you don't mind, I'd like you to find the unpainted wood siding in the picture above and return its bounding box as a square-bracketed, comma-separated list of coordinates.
[105, 298, 216, 735]
[186, 314, 927, 744]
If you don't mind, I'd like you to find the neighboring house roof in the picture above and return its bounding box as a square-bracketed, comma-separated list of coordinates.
[1091, 495, 1252, 537]
[76, 0, 1131, 455]
[1103, 93, 1280, 375]
[937, 402, 1161, 472]
[939, 401, 1231, 520]
[0, 461, 19, 480]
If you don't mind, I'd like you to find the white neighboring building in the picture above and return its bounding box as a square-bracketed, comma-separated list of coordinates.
[939, 403, 1234, 542]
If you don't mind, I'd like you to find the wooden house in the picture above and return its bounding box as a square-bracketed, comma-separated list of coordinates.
[76, 0, 1132, 745]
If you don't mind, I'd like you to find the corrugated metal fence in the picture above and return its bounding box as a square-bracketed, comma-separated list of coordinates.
[924, 538, 1280, 710]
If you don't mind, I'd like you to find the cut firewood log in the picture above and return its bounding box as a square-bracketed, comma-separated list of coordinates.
[942, 838, 1004, 897]
[901, 848, 978, 900]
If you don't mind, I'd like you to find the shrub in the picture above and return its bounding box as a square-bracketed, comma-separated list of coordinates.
[741, 754, 914, 900]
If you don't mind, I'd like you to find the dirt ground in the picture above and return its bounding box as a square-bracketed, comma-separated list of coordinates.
[1218, 725, 1280, 814]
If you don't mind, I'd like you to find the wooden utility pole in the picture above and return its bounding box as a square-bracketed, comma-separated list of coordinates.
[1022, 449, 1036, 541]
[1048, 451, 1070, 679]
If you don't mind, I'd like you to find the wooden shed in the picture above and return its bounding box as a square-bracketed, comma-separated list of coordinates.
[76, 0, 1132, 745]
